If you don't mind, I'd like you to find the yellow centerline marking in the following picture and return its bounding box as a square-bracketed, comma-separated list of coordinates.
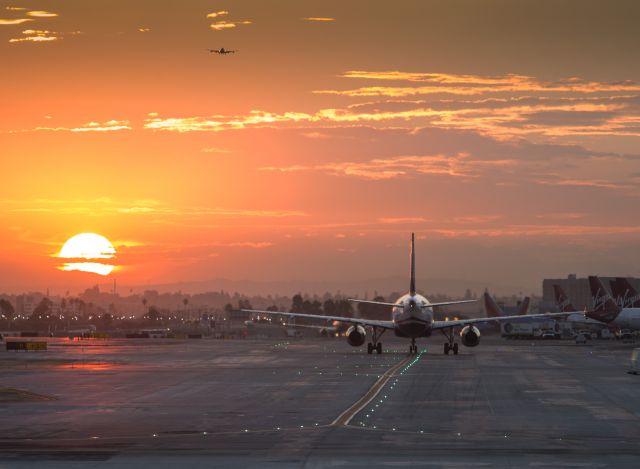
[331, 354, 414, 426]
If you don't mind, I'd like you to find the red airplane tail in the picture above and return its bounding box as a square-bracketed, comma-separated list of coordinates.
[587, 276, 621, 323]
[552, 284, 576, 312]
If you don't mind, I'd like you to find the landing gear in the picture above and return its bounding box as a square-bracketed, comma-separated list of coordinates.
[440, 327, 459, 355]
[367, 327, 386, 355]
[409, 338, 418, 355]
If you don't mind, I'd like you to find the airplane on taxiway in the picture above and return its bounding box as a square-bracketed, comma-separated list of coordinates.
[243, 233, 570, 355]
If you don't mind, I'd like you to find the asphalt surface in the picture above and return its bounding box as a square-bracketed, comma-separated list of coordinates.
[1, 336, 639, 467]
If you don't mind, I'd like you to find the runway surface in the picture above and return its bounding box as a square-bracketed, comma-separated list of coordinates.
[1, 336, 639, 467]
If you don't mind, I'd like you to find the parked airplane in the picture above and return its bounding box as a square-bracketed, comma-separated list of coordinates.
[552, 284, 603, 325]
[588, 276, 640, 329]
[243, 234, 568, 355]
[483, 291, 530, 318]
[610, 277, 640, 308]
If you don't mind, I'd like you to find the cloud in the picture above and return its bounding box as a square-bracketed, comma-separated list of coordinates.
[145, 111, 311, 132]
[138, 27, 151, 33]
[207, 10, 229, 18]
[303, 17, 336, 22]
[260, 153, 515, 180]
[378, 217, 430, 224]
[535, 178, 624, 190]
[201, 147, 231, 153]
[429, 224, 640, 239]
[9, 29, 60, 43]
[210, 20, 236, 30]
[26, 11, 58, 18]
[33, 119, 131, 132]
[210, 20, 251, 31]
[0, 18, 33, 25]
[317, 71, 640, 97]
[5, 7, 26, 11]
[2, 198, 307, 219]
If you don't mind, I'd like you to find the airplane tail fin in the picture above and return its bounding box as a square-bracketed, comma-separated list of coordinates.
[612, 277, 640, 308]
[483, 290, 503, 317]
[516, 297, 530, 316]
[553, 284, 576, 312]
[587, 276, 621, 323]
[409, 233, 416, 296]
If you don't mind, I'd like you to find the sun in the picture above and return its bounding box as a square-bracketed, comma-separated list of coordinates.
[57, 233, 116, 276]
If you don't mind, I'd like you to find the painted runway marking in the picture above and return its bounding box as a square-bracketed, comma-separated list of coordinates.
[331, 354, 414, 426]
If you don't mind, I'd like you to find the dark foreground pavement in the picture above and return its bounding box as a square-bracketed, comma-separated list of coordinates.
[1, 336, 639, 467]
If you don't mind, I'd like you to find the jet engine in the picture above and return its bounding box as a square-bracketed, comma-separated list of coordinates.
[459, 325, 481, 347]
[346, 325, 366, 347]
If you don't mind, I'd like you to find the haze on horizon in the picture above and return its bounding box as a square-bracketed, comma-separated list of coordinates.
[2, 0, 640, 295]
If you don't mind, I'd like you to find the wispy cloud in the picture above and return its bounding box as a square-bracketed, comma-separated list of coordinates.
[33, 119, 131, 132]
[138, 27, 151, 33]
[378, 217, 430, 224]
[207, 10, 229, 19]
[145, 111, 311, 132]
[0, 18, 33, 25]
[260, 153, 515, 180]
[316, 71, 640, 97]
[535, 178, 625, 190]
[2, 198, 307, 219]
[210, 20, 251, 31]
[6, 7, 26, 11]
[26, 10, 58, 18]
[9, 29, 60, 43]
[303, 17, 336, 22]
[201, 147, 231, 153]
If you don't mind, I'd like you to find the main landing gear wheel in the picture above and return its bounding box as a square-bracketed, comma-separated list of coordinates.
[367, 326, 386, 355]
[441, 327, 459, 356]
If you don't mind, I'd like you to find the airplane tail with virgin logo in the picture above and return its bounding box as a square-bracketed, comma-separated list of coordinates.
[610, 277, 640, 308]
[553, 284, 577, 312]
[587, 276, 621, 323]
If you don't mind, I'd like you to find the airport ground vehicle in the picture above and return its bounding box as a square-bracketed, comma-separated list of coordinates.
[617, 329, 634, 341]
[575, 333, 588, 344]
[541, 331, 557, 340]
[243, 234, 569, 355]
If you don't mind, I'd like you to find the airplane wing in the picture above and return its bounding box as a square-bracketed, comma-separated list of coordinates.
[432, 311, 571, 330]
[349, 299, 477, 308]
[240, 309, 395, 329]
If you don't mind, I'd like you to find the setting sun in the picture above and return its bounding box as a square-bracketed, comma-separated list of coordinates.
[57, 233, 116, 276]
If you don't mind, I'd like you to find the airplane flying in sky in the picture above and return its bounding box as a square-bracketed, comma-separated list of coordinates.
[208, 48, 237, 54]
[243, 234, 569, 355]
[588, 276, 640, 329]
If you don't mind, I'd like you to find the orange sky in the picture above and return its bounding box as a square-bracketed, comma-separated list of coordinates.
[2, 0, 640, 294]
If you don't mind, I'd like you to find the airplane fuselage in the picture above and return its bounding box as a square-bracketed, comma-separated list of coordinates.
[611, 308, 640, 329]
[392, 293, 434, 338]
